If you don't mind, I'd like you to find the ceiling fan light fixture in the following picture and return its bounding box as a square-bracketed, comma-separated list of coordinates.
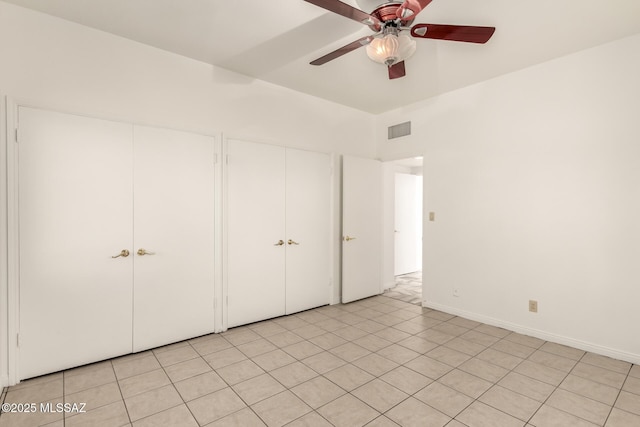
[366, 31, 416, 66]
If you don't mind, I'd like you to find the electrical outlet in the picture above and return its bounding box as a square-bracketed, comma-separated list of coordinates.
[429, 212, 435, 221]
[453, 288, 459, 297]
[529, 300, 538, 313]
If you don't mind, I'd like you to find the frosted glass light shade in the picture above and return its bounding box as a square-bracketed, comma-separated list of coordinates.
[366, 32, 416, 66]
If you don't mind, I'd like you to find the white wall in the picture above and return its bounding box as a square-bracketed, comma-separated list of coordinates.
[0, 1, 376, 387]
[377, 34, 640, 363]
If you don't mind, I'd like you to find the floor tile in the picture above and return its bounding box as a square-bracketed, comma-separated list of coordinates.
[527, 349, 577, 373]
[546, 388, 611, 425]
[444, 338, 486, 356]
[236, 338, 278, 358]
[539, 342, 585, 361]
[615, 391, 640, 416]
[251, 390, 312, 427]
[154, 345, 199, 367]
[385, 396, 451, 427]
[475, 348, 523, 370]
[0, 398, 64, 426]
[479, 385, 541, 421]
[112, 354, 161, 381]
[190, 335, 233, 356]
[438, 369, 493, 399]
[118, 369, 170, 400]
[65, 382, 122, 412]
[232, 373, 286, 405]
[164, 357, 212, 383]
[354, 334, 393, 352]
[64, 364, 117, 395]
[291, 376, 346, 409]
[397, 336, 439, 354]
[571, 362, 627, 389]
[216, 359, 265, 385]
[380, 365, 433, 394]
[124, 384, 183, 422]
[65, 400, 129, 427]
[203, 347, 247, 370]
[187, 387, 246, 425]
[206, 407, 266, 427]
[329, 342, 371, 362]
[376, 344, 421, 365]
[323, 363, 375, 392]
[426, 346, 472, 367]
[513, 360, 567, 386]
[559, 374, 620, 406]
[4, 377, 63, 403]
[132, 404, 198, 427]
[458, 357, 509, 383]
[174, 371, 227, 402]
[503, 332, 545, 349]
[317, 394, 379, 427]
[308, 333, 349, 350]
[529, 404, 599, 427]
[352, 378, 409, 412]
[605, 408, 640, 427]
[581, 353, 631, 375]
[265, 331, 305, 348]
[269, 361, 319, 388]
[352, 353, 399, 377]
[252, 349, 296, 372]
[623, 376, 640, 395]
[498, 372, 556, 402]
[221, 328, 261, 346]
[282, 340, 324, 360]
[455, 401, 524, 427]
[414, 381, 473, 418]
[365, 415, 402, 427]
[491, 340, 536, 359]
[404, 355, 453, 380]
[302, 351, 347, 375]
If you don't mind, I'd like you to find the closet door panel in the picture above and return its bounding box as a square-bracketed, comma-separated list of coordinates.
[18, 107, 133, 380]
[226, 140, 286, 328]
[285, 149, 331, 314]
[133, 126, 216, 352]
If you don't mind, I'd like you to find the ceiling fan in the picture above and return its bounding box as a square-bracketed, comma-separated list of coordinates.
[304, 0, 495, 79]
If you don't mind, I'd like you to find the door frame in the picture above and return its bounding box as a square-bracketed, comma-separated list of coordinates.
[2, 99, 224, 386]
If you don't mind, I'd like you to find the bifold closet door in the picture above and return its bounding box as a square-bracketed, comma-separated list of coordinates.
[285, 149, 330, 314]
[132, 126, 216, 352]
[18, 107, 133, 380]
[226, 140, 286, 328]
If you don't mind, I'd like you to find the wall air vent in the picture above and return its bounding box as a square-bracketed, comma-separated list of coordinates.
[388, 121, 411, 140]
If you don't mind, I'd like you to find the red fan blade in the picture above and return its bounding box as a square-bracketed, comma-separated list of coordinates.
[310, 36, 374, 65]
[304, 0, 381, 31]
[388, 61, 406, 79]
[396, 0, 433, 21]
[411, 24, 495, 44]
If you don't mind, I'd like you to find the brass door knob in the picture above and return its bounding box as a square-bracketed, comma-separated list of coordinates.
[287, 239, 300, 245]
[344, 236, 356, 241]
[111, 249, 130, 258]
[137, 248, 155, 256]
[274, 240, 285, 246]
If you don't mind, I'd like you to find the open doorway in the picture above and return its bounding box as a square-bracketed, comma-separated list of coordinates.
[383, 157, 423, 305]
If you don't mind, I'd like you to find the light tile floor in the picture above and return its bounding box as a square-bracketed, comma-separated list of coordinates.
[1, 294, 639, 426]
[384, 272, 422, 306]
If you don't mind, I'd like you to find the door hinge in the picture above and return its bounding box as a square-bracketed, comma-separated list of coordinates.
[16, 333, 20, 347]
[225, 155, 229, 165]
[15, 128, 19, 143]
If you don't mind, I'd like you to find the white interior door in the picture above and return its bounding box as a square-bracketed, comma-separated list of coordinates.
[395, 173, 422, 275]
[342, 156, 383, 303]
[285, 149, 330, 314]
[18, 107, 133, 380]
[133, 126, 216, 351]
[226, 140, 286, 328]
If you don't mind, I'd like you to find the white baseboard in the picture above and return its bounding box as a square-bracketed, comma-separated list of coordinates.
[423, 301, 640, 366]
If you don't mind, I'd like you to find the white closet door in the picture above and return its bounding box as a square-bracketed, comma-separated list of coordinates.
[285, 149, 330, 314]
[342, 156, 383, 303]
[226, 140, 286, 328]
[133, 126, 216, 352]
[18, 107, 133, 380]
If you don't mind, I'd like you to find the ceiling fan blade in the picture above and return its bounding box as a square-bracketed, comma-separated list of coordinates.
[304, 0, 381, 30]
[310, 35, 374, 65]
[388, 61, 406, 79]
[396, 0, 433, 21]
[411, 24, 496, 44]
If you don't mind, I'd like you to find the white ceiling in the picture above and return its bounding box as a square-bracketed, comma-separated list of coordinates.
[4, 0, 640, 114]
